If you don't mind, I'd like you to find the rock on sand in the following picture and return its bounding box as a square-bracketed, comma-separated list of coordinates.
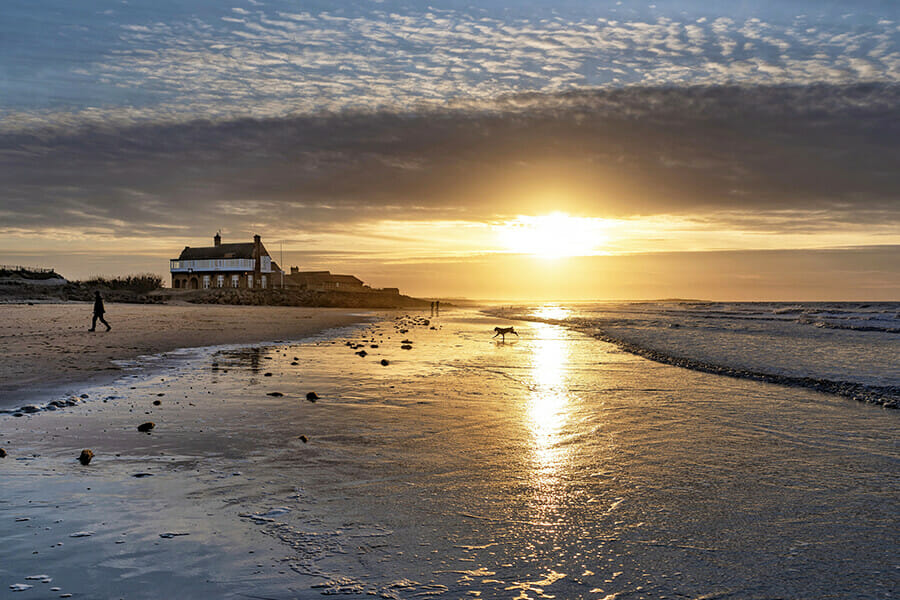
[78, 449, 94, 465]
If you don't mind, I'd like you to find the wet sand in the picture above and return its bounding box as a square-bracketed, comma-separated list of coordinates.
[1, 309, 897, 598]
[0, 303, 370, 407]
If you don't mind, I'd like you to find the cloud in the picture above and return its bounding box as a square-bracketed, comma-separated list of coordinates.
[2, 5, 899, 132]
[1, 84, 898, 249]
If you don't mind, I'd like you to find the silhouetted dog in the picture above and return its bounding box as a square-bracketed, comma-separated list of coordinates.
[492, 326, 518, 342]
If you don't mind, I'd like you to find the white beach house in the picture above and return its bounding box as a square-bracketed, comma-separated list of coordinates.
[170, 233, 281, 290]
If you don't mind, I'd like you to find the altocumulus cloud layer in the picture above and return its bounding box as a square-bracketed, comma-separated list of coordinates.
[1, 84, 898, 243]
[1, 1, 899, 130]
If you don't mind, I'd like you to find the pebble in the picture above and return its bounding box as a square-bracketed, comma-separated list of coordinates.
[306, 392, 319, 402]
[267, 392, 284, 397]
[137, 422, 155, 432]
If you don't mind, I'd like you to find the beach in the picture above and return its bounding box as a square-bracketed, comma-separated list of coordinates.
[0, 303, 369, 408]
[1, 304, 897, 599]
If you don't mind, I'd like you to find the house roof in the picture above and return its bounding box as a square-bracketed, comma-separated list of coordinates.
[287, 271, 364, 285]
[177, 242, 268, 260]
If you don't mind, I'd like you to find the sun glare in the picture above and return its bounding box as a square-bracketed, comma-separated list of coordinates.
[496, 212, 608, 259]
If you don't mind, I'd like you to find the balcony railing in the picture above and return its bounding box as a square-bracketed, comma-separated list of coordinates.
[170, 258, 273, 273]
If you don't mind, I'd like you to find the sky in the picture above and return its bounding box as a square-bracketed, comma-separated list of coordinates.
[1, 0, 898, 300]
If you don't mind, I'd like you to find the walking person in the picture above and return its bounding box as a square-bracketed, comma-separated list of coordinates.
[89, 291, 111, 332]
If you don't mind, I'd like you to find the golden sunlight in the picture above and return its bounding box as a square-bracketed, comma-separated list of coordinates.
[531, 304, 572, 321]
[496, 212, 609, 259]
[527, 321, 574, 483]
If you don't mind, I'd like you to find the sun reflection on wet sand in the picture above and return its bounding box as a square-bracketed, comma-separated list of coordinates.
[530, 304, 572, 321]
[526, 320, 575, 516]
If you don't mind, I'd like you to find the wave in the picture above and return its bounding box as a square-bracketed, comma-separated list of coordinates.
[797, 318, 900, 334]
[582, 328, 899, 409]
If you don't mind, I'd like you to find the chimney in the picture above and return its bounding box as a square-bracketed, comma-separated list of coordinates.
[253, 235, 262, 275]
[214, 232, 221, 247]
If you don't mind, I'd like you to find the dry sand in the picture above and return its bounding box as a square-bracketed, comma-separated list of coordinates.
[0, 302, 371, 407]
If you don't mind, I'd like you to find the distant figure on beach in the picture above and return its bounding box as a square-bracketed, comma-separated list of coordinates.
[493, 326, 518, 343]
[88, 291, 111, 332]
[435, 300, 440, 313]
[430, 301, 435, 315]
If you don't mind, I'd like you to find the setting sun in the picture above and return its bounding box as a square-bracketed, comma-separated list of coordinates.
[496, 212, 609, 259]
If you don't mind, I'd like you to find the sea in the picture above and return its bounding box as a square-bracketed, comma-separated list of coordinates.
[497, 301, 900, 408]
[1, 303, 897, 599]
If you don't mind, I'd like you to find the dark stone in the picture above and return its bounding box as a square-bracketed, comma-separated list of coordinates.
[290, 361, 299, 366]
[356, 350, 368, 357]
[306, 392, 319, 402]
[0, 448, 7, 458]
[20, 405, 40, 414]
[401, 344, 413, 350]
[264, 372, 273, 377]
[298, 435, 308, 443]
[401, 339, 413, 344]
[132, 473, 154, 478]
[380, 359, 390, 366]
[80, 394, 89, 399]
[137, 422, 155, 433]
[267, 392, 284, 397]
[370, 344, 379, 348]
[152, 400, 161, 406]
[78, 449, 94, 465]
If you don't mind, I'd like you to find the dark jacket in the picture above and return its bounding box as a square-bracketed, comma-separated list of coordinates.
[93, 296, 105, 315]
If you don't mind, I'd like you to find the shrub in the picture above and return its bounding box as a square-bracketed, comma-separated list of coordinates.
[80, 273, 163, 293]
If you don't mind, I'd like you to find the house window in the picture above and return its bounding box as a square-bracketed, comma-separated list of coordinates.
[261, 275, 267, 289]
[247, 274, 253, 288]
[231, 275, 239, 288]
[217, 275, 224, 287]
[202, 275, 211, 289]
